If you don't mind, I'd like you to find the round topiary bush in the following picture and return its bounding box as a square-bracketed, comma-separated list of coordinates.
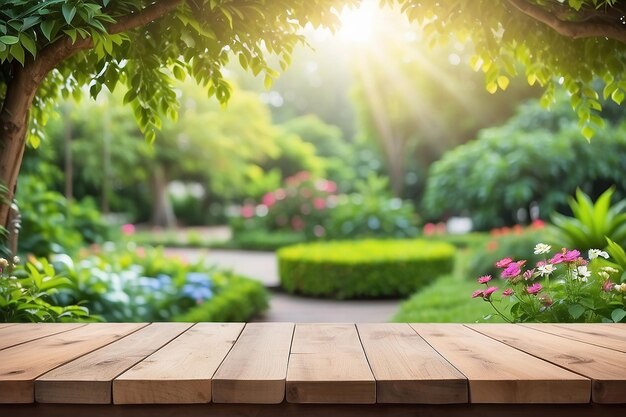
[277, 239, 456, 299]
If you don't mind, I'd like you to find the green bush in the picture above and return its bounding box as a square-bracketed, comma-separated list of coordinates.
[174, 275, 268, 322]
[278, 239, 455, 299]
[227, 230, 307, 251]
[423, 95, 626, 230]
[552, 187, 626, 252]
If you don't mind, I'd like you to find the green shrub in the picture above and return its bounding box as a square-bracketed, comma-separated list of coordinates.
[228, 230, 307, 251]
[278, 239, 455, 299]
[174, 274, 268, 322]
[552, 187, 626, 252]
[423, 96, 626, 230]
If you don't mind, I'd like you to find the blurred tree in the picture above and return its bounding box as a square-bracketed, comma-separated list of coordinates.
[0, 0, 356, 234]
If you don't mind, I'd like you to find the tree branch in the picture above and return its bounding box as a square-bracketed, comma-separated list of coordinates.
[506, 0, 626, 44]
[35, 0, 185, 77]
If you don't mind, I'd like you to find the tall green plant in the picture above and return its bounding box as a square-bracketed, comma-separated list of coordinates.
[552, 188, 626, 252]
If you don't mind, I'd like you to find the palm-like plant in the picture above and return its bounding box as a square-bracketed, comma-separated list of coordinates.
[551, 188, 626, 251]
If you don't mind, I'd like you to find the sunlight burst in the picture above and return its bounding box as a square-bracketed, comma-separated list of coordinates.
[337, 1, 378, 44]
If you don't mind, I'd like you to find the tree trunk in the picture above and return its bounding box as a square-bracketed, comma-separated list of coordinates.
[151, 164, 176, 228]
[0, 66, 40, 231]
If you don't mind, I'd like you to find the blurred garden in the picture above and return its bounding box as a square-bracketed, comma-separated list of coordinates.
[1, 0, 626, 324]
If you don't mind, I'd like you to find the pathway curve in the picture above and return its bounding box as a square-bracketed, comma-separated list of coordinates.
[163, 247, 402, 322]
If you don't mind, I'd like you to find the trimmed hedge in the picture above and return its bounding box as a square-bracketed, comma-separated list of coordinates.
[173, 274, 269, 322]
[277, 239, 456, 299]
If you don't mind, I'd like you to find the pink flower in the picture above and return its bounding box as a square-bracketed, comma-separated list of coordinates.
[472, 290, 484, 298]
[523, 269, 535, 281]
[549, 253, 565, 265]
[502, 288, 514, 297]
[501, 262, 522, 278]
[495, 257, 513, 268]
[526, 283, 543, 295]
[325, 181, 338, 193]
[313, 198, 326, 210]
[531, 219, 546, 229]
[240, 205, 255, 219]
[603, 280, 615, 292]
[262, 193, 276, 207]
[563, 249, 581, 262]
[275, 188, 287, 200]
[121, 223, 136, 235]
[482, 286, 498, 300]
[478, 275, 492, 284]
[536, 260, 546, 268]
[423, 223, 436, 236]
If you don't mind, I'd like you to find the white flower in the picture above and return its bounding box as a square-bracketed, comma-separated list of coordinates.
[601, 266, 620, 275]
[534, 243, 552, 255]
[615, 283, 626, 293]
[577, 265, 591, 280]
[12, 256, 20, 265]
[599, 271, 611, 280]
[589, 249, 609, 260]
[537, 263, 556, 276]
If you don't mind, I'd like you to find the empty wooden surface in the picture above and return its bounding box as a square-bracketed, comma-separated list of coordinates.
[0, 323, 145, 403]
[212, 323, 293, 404]
[287, 324, 375, 404]
[468, 324, 626, 403]
[0, 323, 85, 351]
[115, 323, 244, 404]
[0, 323, 625, 409]
[36, 323, 192, 404]
[521, 323, 626, 353]
[357, 323, 467, 403]
[412, 324, 590, 403]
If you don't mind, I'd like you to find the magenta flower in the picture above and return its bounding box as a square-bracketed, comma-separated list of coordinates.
[472, 290, 484, 298]
[313, 198, 326, 210]
[482, 286, 498, 300]
[262, 193, 276, 207]
[121, 223, 136, 236]
[526, 283, 543, 295]
[478, 275, 492, 284]
[495, 257, 513, 268]
[501, 262, 522, 278]
[523, 269, 535, 281]
[536, 260, 546, 267]
[549, 253, 565, 264]
[563, 249, 581, 262]
[502, 288, 514, 297]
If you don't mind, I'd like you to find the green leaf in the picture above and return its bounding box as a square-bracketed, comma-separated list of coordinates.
[611, 308, 626, 323]
[582, 125, 594, 141]
[62, 3, 77, 25]
[568, 304, 585, 319]
[0, 35, 19, 45]
[612, 89, 624, 105]
[10, 43, 25, 65]
[40, 20, 55, 41]
[19, 33, 37, 58]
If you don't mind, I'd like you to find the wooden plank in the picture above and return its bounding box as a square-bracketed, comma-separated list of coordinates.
[286, 323, 375, 404]
[468, 324, 626, 404]
[0, 323, 145, 403]
[114, 323, 244, 404]
[35, 323, 192, 404]
[411, 324, 590, 404]
[357, 323, 467, 404]
[0, 323, 17, 329]
[522, 324, 626, 353]
[213, 323, 293, 404]
[0, 323, 86, 350]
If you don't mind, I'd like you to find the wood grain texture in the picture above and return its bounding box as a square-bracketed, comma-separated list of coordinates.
[114, 323, 244, 404]
[521, 323, 626, 353]
[0, 323, 86, 350]
[468, 324, 626, 404]
[35, 323, 192, 404]
[287, 323, 375, 404]
[357, 323, 467, 404]
[0, 323, 145, 403]
[412, 324, 590, 404]
[213, 323, 293, 404]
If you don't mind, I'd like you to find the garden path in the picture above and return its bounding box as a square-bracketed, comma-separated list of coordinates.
[163, 247, 401, 322]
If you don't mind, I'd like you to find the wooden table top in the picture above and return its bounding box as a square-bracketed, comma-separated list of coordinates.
[0, 322, 625, 411]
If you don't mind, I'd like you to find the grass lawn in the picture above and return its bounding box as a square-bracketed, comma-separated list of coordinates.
[392, 274, 503, 322]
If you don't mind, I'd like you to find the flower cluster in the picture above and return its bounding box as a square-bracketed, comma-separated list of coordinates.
[472, 243, 626, 323]
[236, 172, 337, 238]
